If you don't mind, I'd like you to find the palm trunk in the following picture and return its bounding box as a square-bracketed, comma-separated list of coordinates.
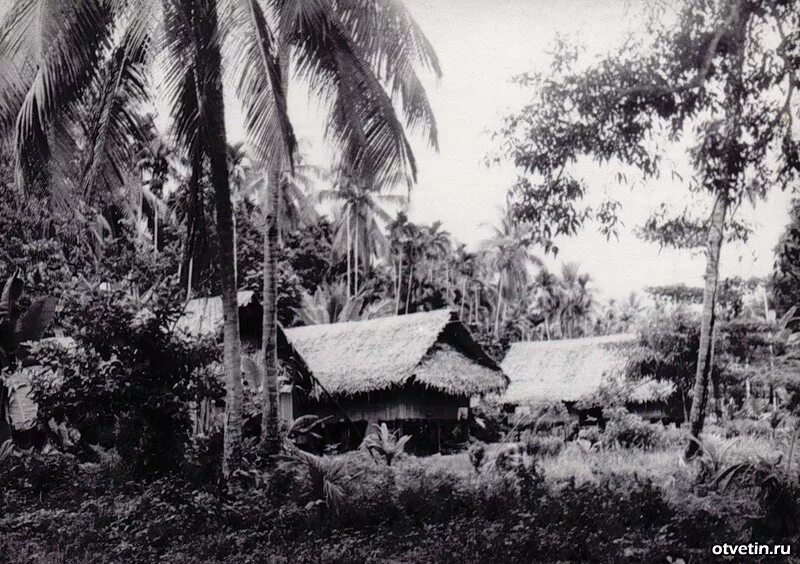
[686, 194, 728, 456]
[186, 257, 194, 300]
[405, 262, 414, 314]
[396, 256, 403, 313]
[194, 0, 242, 476]
[346, 209, 351, 297]
[261, 167, 281, 456]
[153, 201, 158, 254]
[354, 214, 359, 295]
[459, 279, 466, 320]
[232, 209, 238, 276]
[181, 143, 204, 291]
[494, 273, 503, 337]
[544, 314, 550, 340]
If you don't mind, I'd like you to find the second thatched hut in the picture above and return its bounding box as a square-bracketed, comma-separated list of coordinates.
[500, 333, 679, 426]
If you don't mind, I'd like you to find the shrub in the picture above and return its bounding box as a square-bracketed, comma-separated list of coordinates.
[395, 461, 463, 523]
[719, 417, 774, 439]
[602, 408, 662, 450]
[467, 442, 486, 472]
[28, 282, 219, 475]
[522, 434, 564, 458]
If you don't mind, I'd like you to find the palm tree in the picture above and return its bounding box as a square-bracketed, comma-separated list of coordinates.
[0, 0, 281, 475]
[235, 0, 439, 455]
[533, 268, 560, 340]
[421, 221, 451, 283]
[618, 292, 644, 332]
[135, 117, 176, 254]
[243, 153, 320, 245]
[387, 211, 411, 312]
[558, 262, 595, 338]
[0, 0, 439, 464]
[320, 173, 407, 296]
[453, 245, 478, 319]
[401, 222, 429, 314]
[481, 207, 543, 337]
[295, 281, 394, 325]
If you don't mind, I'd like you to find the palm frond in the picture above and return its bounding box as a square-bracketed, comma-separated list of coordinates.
[278, 0, 416, 188]
[332, 0, 440, 148]
[229, 0, 297, 167]
[79, 27, 150, 202]
[9, 0, 116, 192]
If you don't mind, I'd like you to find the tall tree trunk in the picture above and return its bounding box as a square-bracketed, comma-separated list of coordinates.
[153, 201, 158, 254]
[710, 324, 723, 420]
[544, 314, 550, 340]
[405, 262, 414, 314]
[354, 214, 359, 295]
[261, 167, 281, 456]
[494, 273, 503, 337]
[686, 194, 728, 456]
[194, 0, 242, 476]
[233, 209, 238, 276]
[186, 257, 194, 300]
[346, 209, 351, 297]
[396, 256, 403, 313]
[181, 143, 204, 292]
[459, 279, 466, 319]
[685, 3, 749, 457]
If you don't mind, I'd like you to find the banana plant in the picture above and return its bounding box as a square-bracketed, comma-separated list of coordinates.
[0, 272, 58, 369]
[0, 272, 57, 439]
[0, 439, 12, 466]
[362, 423, 412, 466]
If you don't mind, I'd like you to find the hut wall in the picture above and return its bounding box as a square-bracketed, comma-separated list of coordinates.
[626, 402, 668, 421]
[301, 386, 469, 424]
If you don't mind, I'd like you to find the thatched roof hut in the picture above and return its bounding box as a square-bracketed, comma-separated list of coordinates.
[284, 309, 507, 399]
[174, 291, 262, 347]
[501, 334, 675, 418]
[284, 309, 508, 451]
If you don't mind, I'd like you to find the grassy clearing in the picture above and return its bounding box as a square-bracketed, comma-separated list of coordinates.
[2, 421, 798, 563]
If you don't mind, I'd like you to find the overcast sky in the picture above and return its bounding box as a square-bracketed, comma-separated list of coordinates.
[187, 1, 793, 301]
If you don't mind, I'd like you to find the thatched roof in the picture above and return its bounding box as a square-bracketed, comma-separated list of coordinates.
[284, 309, 507, 398]
[174, 291, 256, 340]
[171, 291, 313, 386]
[501, 333, 674, 406]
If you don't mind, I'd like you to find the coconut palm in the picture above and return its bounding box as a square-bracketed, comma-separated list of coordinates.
[239, 0, 439, 455]
[387, 211, 412, 312]
[533, 268, 560, 340]
[0, 0, 279, 474]
[558, 262, 595, 338]
[295, 280, 394, 325]
[481, 207, 543, 337]
[0, 0, 439, 464]
[421, 220, 452, 284]
[135, 117, 177, 253]
[243, 153, 320, 244]
[321, 174, 407, 296]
